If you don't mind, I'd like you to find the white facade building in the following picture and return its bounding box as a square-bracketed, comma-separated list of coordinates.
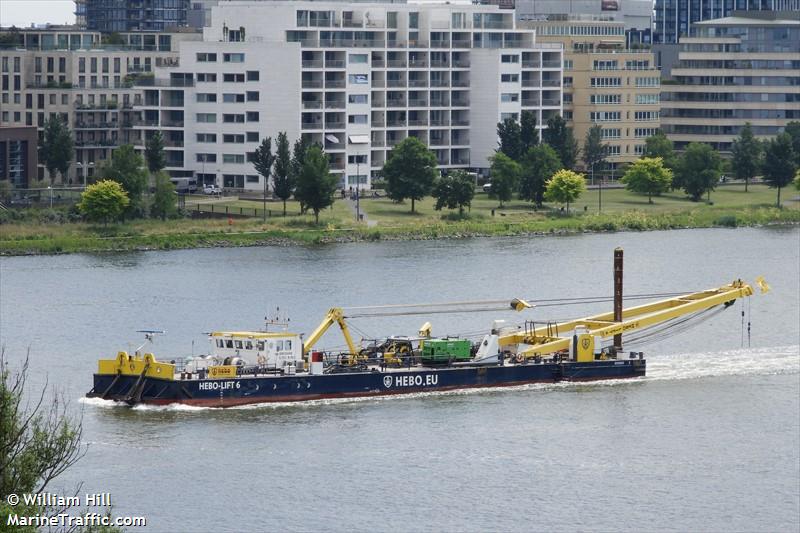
[136, 0, 562, 190]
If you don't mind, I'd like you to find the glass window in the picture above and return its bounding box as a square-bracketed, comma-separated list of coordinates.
[349, 54, 368, 64]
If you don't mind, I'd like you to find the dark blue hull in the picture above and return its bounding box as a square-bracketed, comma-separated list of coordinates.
[88, 359, 645, 407]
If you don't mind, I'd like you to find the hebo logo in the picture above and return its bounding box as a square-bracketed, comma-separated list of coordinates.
[383, 375, 393, 388]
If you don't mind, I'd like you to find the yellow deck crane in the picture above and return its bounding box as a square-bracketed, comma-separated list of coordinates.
[496, 279, 768, 362]
[302, 307, 363, 365]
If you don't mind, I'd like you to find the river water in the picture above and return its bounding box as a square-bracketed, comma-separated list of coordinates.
[1, 227, 798, 532]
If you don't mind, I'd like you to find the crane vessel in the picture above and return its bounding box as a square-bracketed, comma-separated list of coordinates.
[87, 251, 767, 407]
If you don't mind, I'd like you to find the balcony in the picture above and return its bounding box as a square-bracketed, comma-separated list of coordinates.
[430, 138, 448, 147]
[387, 79, 407, 88]
[408, 119, 428, 126]
[542, 79, 560, 87]
[325, 101, 346, 109]
[325, 79, 345, 88]
[409, 80, 428, 88]
[387, 119, 407, 127]
[408, 99, 428, 107]
[386, 99, 407, 108]
[451, 99, 469, 107]
[409, 60, 428, 68]
[452, 79, 470, 87]
[542, 60, 561, 68]
[451, 119, 470, 126]
[371, 119, 385, 127]
[161, 120, 184, 127]
[302, 60, 323, 68]
[74, 122, 118, 130]
[301, 121, 323, 130]
[372, 79, 385, 88]
[430, 118, 449, 127]
[387, 60, 406, 68]
[302, 79, 323, 89]
[430, 40, 450, 49]
[542, 98, 561, 106]
[522, 60, 540, 68]
[521, 99, 540, 107]
[303, 101, 323, 109]
[325, 121, 345, 129]
[430, 60, 449, 68]
[326, 60, 345, 69]
[430, 79, 449, 87]
[371, 59, 385, 68]
[452, 40, 471, 48]
[453, 61, 470, 68]
[371, 139, 385, 147]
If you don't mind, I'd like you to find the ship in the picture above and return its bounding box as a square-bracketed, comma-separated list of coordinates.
[87, 251, 767, 407]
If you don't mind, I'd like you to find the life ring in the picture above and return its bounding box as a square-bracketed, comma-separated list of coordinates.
[515, 353, 524, 364]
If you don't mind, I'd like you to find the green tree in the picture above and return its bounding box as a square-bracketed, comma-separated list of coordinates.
[784, 121, 800, 167]
[543, 114, 578, 169]
[620, 157, 673, 203]
[78, 179, 129, 224]
[488, 152, 521, 207]
[794, 168, 800, 191]
[731, 123, 762, 192]
[676, 142, 722, 202]
[294, 145, 337, 224]
[150, 171, 177, 220]
[272, 132, 294, 216]
[144, 131, 166, 174]
[520, 110, 539, 155]
[99, 144, 147, 217]
[544, 169, 586, 214]
[432, 170, 475, 216]
[762, 133, 798, 207]
[40, 116, 74, 185]
[644, 131, 677, 172]
[582, 124, 606, 184]
[253, 137, 276, 220]
[382, 136, 437, 213]
[290, 137, 310, 213]
[0, 352, 88, 527]
[497, 117, 522, 161]
[519, 144, 561, 207]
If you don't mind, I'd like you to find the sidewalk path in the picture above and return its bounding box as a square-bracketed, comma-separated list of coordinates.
[343, 195, 377, 227]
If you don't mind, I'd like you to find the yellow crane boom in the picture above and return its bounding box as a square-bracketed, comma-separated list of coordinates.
[303, 307, 359, 356]
[500, 280, 761, 360]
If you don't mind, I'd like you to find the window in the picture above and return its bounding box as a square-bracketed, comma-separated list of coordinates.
[601, 128, 621, 139]
[593, 60, 617, 71]
[223, 113, 245, 123]
[625, 59, 650, 70]
[246, 70, 259, 81]
[500, 112, 518, 121]
[246, 175, 259, 183]
[563, 76, 573, 87]
[196, 93, 217, 103]
[223, 134, 245, 143]
[197, 73, 217, 82]
[223, 93, 245, 103]
[635, 127, 658, 138]
[196, 113, 216, 123]
[635, 94, 660, 105]
[246, 152, 256, 163]
[196, 52, 217, 62]
[223, 73, 245, 82]
[590, 94, 621, 105]
[348, 114, 368, 124]
[246, 131, 259, 142]
[349, 54, 368, 64]
[500, 93, 519, 103]
[348, 94, 368, 104]
[348, 154, 367, 164]
[223, 154, 245, 164]
[246, 91, 259, 102]
[223, 53, 245, 63]
[196, 133, 217, 143]
[635, 77, 659, 87]
[348, 74, 368, 84]
[501, 54, 519, 63]
[500, 73, 519, 83]
[246, 111, 259, 122]
[634, 111, 659, 121]
[604, 145, 621, 156]
[196, 153, 217, 162]
[563, 59, 573, 70]
[590, 77, 621, 87]
[634, 144, 646, 155]
[590, 111, 621, 122]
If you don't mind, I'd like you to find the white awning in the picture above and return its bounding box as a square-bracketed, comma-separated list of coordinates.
[325, 134, 340, 144]
[348, 135, 370, 144]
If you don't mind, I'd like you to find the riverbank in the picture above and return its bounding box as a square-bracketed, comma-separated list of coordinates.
[2, 202, 797, 255]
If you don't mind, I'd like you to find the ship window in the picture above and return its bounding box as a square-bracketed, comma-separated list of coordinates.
[235, 340, 243, 349]
[216, 339, 223, 348]
[225, 340, 233, 348]
[276, 340, 284, 351]
[257, 341, 265, 350]
[286, 340, 292, 350]
[245, 341, 253, 350]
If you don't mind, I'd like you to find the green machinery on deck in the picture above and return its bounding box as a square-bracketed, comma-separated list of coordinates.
[421, 338, 472, 364]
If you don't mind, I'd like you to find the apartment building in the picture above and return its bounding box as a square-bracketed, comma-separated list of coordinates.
[134, 0, 562, 190]
[0, 126, 38, 189]
[524, 15, 660, 173]
[660, 14, 800, 153]
[83, 0, 190, 32]
[654, 0, 800, 44]
[0, 26, 200, 184]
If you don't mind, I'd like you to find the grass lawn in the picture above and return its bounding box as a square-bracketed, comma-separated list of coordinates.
[1, 182, 797, 255]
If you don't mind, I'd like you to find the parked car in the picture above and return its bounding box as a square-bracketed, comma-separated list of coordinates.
[203, 185, 221, 195]
[482, 183, 492, 193]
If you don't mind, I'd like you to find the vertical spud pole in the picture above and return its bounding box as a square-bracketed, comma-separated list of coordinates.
[614, 247, 623, 351]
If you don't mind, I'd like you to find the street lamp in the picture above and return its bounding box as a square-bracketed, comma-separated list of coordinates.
[355, 159, 360, 222]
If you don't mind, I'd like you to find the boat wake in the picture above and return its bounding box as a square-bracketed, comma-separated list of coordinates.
[79, 345, 799, 412]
